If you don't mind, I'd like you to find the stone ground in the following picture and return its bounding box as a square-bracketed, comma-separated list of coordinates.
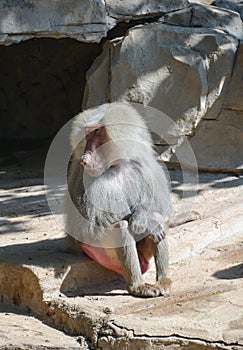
[0, 155, 242, 349]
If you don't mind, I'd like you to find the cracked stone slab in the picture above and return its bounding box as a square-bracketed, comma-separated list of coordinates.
[105, 0, 189, 20]
[0, 0, 107, 45]
[0, 0, 190, 45]
[0, 167, 242, 349]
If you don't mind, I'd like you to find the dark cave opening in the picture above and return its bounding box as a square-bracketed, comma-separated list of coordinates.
[0, 38, 102, 170]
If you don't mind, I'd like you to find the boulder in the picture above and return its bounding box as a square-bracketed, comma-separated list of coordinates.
[223, 42, 243, 111]
[105, 0, 189, 20]
[163, 3, 243, 40]
[213, 0, 243, 20]
[83, 23, 238, 138]
[189, 42, 243, 170]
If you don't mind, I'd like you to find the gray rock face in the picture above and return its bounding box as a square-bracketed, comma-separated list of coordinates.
[0, 0, 190, 45]
[0, 0, 107, 45]
[164, 3, 243, 40]
[105, 0, 189, 20]
[190, 42, 243, 170]
[82, 1, 243, 171]
[83, 23, 238, 138]
[213, 0, 243, 20]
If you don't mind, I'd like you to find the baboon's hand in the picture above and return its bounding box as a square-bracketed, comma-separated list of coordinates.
[148, 221, 166, 243]
[148, 211, 168, 242]
[130, 207, 148, 234]
[130, 208, 167, 242]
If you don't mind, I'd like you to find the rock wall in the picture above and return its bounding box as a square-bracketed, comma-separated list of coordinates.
[83, 24, 238, 134]
[190, 43, 243, 171]
[0, 0, 243, 170]
[82, 2, 243, 171]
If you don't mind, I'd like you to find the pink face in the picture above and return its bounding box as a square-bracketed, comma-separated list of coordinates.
[80, 125, 108, 177]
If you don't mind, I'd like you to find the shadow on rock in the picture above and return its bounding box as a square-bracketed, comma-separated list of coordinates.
[212, 264, 243, 280]
[0, 237, 125, 297]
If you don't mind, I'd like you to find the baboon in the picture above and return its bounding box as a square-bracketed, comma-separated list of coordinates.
[65, 102, 172, 297]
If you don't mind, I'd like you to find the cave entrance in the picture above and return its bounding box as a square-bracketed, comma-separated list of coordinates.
[0, 38, 101, 174]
